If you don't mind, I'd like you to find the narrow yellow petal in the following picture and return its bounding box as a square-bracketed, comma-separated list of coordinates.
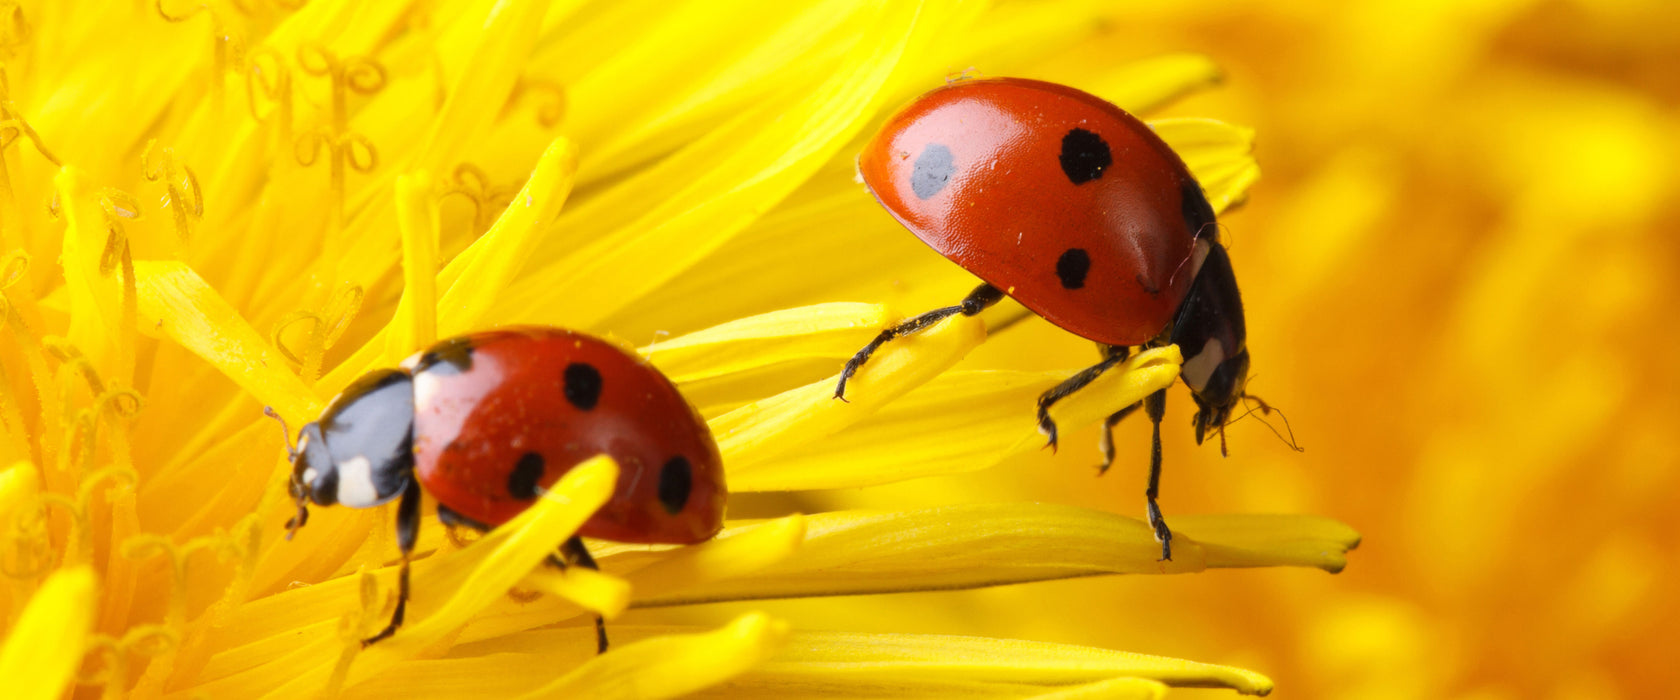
[320, 137, 580, 389]
[714, 312, 986, 475]
[1174, 514, 1363, 574]
[641, 303, 891, 384]
[521, 565, 632, 621]
[457, 516, 804, 643]
[617, 514, 807, 602]
[344, 455, 619, 684]
[637, 507, 1357, 606]
[1027, 677, 1169, 700]
[0, 566, 98, 700]
[385, 170, 440, 364]
[54, 168, 124, 373]
[433, 137, 580, 337]
[134, 261, 322, 420]
[516, 612, 788, 700]
[1151, 118, 1259, 214]
[730, 346, 1179, 492]
[412, 0, 549, 172]
[195, 457, 618, 698]
[729, 629, 1272, 696]
[496, 0, 947, 328]
[0, 459, 41, 523]
[1090, 53, 1225, 114]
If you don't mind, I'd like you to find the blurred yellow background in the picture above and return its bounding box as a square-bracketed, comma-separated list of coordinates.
[637, 1, 1680, 698]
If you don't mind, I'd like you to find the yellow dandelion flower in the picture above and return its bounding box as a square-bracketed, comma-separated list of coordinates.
[0, 1, 1362, 698]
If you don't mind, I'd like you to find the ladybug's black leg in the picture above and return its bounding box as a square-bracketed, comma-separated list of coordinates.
[551, 536, 610, 654]
[1143, 388, 1173, 561]
[835, 283, 1003, 401]
[1034, 349, 1129, 450]
[1099, 402, 1143, 474]
[1092, 345, 1137, 474]
[364, 478, 422, 646]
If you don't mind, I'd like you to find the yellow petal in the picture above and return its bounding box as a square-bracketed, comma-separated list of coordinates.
[410, 0, 550, 172]
[1027, 677, 1169, 700]
[385, 170, 440, 363]
[0, 566, 98, 700]
[193, 456, 618, 698]
[134, 261, 322, 420]
[495, 0, 949, 329]
[458, 515, 805, 643]
[1174, 514, 1363, 574]
[714, 312, 986, 476]
[1152, 118, 1260, 214]
[344, 455, 620, 686]
[322, 137, 580, 387]
[640, 303, 891, 384]
[516, 612, 788, 700]
[730, 346, 1180, 492]
[520, 565, 632, 621]
[638, 506, 1358, 606]
[722, 629, 1271, 697]
[1090, 53, 1225, 114]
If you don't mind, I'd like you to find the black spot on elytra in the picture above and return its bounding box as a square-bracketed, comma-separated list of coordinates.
[657, 456, 692, 515]
[414, 336, 474, 375]
[508, 452, 545, 500]
[1059, 128, 1111, 184]
[563, 363, 603, 411]
[1181, 179, 1218, 242]
[1056, 248, 1091, 290]
[910, 143, 955, 199]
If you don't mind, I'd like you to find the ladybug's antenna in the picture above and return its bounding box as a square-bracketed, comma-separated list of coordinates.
[264, 406, 312, 540]
[263, 406, 297, 461]
[1232, 392, 1304, 453]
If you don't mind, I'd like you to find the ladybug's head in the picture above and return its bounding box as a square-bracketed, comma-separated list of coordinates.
[1187, 346, 1249, 446]
[1170, 240, 1250, 448]
[269, 369, 417, 540]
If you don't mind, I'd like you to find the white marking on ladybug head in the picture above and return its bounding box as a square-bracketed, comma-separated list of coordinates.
[1181, 338, 1226, 394]
[412, 371, 444, 411]
[301, 467, 319, 486]
[335, 455, 382, 508]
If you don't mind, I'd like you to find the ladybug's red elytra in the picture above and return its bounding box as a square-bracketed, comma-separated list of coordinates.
[274, 327, 725, 651]
[836, 77, 1257, 561]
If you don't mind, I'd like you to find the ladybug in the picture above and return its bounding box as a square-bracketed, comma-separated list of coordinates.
[272, 326, 725, 651]
[835, 77, 1256, 561]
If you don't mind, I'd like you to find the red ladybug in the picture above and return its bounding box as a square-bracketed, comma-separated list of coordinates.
[836, 78, 1255, 561]
[273, 327, 725, 651]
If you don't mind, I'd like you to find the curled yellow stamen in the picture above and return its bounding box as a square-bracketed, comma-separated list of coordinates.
[295, 127, 378, 221]
[142, 140, 205, 243]
[38, 467, 137, 566]
[155, 0, 208, 23]
[506, 77, 567, 129]
[43, 339, 106, 397]
[296, 44, 386, 132]
[0, 105, 61, 167]
[271, 283, 364, 383]
[245, 48, 294, 146]
[77, 626, 180, 695]
[95, 188, 140, 276]
[440, 163, 514, 232]
[122, 528, 243, 630]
